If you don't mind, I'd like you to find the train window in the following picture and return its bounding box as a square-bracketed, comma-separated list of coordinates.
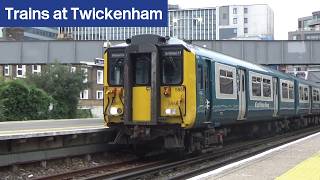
[304, 87, 309, 101]
[263, 78, 271, 97]
[281, 80, 294, 101]
[249, 72, 273, 101]
[161, 51, 182, 85]
[252, 76, 261, 97]
[219, 69, 234, 94]
[289, 84, 294, 99]
[299, 85, 309, 102]
[198, 65, 204, 89]
[132, 53, 151, 85]
[313, 89, 317, 101]
[108, 57, 124, 86]
[282, 83, 288, 99]
[300, 86, 304, 100]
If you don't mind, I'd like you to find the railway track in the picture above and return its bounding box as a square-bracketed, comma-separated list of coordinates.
[34, 126, 320, 180]
[32, 158, 165, 180]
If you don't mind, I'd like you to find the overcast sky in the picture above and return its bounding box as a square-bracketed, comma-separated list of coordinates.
[168, 0, 320, 40]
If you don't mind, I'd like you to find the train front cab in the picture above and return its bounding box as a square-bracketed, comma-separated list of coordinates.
[103, 35, 197, 147]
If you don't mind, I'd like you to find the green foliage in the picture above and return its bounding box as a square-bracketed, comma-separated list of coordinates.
[0, 80, 53, 121]
[76, 109, 93, 118]
[27, 63, 87, 119]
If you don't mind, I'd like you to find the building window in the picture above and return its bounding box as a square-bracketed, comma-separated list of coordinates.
[222, 13, 227, 19]
[16, 65, 26, 78]
[97, 70, 103, 84]
[244, 18, 248, 23]
[32, 65, 41, 74]
[233, 8, 237, 14]
[4, 65, 10, 76]
[233, 18, 237, 24]
[244, 8, 248, 14]
[71, 66, 76, 73]
[80, 90, 89, 99]
[82, 68, 88, 83]
[233, 29, 237, 34]
[96, 91, 103, 100]
[244, 28, 248, 33]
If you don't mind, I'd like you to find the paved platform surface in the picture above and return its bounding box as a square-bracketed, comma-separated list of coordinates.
[0, 118, 107, 140]
[190, 131, 320, 180]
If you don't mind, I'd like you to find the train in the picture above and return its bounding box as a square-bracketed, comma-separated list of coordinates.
[103, 34, 320, 153]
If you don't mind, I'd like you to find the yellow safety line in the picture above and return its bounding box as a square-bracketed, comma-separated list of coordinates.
[276, 152, 320, 180]
[0, 125, 106, 135]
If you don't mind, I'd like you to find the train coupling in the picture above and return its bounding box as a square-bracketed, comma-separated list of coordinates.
[132, 125, 151, 139]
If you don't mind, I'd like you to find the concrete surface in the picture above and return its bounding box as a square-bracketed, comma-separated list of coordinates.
[0, 118, 106, 140]
[191, 131, 320, 180]
[276, 151, 320, 180]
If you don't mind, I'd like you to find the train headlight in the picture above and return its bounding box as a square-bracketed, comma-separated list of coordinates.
[163, 86, 171, 97]
[110, 107, 122, 116]
[165, 108, 177, 115]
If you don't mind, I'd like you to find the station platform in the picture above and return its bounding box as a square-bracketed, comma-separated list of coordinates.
[190, 131, 320, 180]
[0, 118, 107, 140]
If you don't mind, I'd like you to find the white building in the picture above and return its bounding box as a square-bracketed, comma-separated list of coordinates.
[218, 4, 274, 40]
[58, 4, 274, 40]
[0, 27, 3, 40]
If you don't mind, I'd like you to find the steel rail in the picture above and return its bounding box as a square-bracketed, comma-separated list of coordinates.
[83, 126, 320, 180]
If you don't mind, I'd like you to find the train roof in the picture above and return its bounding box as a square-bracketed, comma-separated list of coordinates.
[169, 38, 320, 88]
[110, 35, 320, 88]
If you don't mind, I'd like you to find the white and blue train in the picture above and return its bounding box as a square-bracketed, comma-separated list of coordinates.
[104, 35, 320, 152]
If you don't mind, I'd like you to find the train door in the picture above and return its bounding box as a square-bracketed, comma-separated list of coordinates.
[237, 69, 246, 120]
[197, 57, 211, 122]
[309, 86, 312, 114]
[204, 59, 211, 121]
[273, 77, 279, 117]
[131, 53, 152, 122]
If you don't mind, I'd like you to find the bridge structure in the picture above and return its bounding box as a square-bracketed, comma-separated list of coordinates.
[0, 40, 319, 65]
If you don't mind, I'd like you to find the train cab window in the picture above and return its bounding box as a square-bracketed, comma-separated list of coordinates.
[161, 51, 182, 85]
[132, 53, 151, 85]
[219, 69, 234, 94]
[108, 57, 124, 86]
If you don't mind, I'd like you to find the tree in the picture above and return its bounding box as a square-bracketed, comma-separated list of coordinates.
[27, 63, 87, 119]
[0, 80, 53, 121]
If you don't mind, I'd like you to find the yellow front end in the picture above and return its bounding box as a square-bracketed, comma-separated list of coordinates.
[103, 49, 197, 129]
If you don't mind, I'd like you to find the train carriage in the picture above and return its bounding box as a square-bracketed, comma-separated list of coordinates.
[104, 34, 320, 153]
